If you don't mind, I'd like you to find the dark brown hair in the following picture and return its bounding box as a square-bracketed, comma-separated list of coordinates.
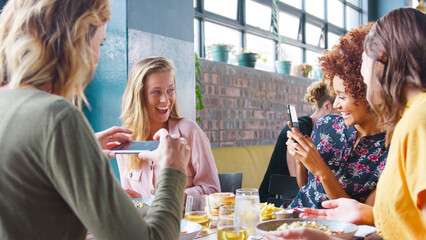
[364, 8, 426, 144]
[319, 22, 374, 102]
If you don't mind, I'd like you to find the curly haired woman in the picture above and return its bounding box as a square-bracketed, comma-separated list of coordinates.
[286, 22, 388, 209]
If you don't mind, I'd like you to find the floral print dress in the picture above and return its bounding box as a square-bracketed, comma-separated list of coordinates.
[289, 114, 388, 209]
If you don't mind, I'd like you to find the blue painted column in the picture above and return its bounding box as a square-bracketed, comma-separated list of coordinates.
[83, 0, 127, 179]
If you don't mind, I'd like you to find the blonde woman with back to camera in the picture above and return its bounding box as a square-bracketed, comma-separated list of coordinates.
[0, 0, 191, 239]
[117, 56, 220, 199]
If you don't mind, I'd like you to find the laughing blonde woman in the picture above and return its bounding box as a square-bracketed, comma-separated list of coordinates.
[117, 56, 220, 198]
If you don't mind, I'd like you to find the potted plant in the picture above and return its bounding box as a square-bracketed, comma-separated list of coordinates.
[272, 0, 292, 74]
[209, 44, 231, 63]
[236, 49, 267, 68]
[294, 63, 313, 78]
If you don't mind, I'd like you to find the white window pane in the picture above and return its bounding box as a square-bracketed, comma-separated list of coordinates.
[346, 6, 360, 30]
[246, 34, 275, 71]
[246, 0, 272, 31]
[305, 0, 324, 19]
[194, 19, 200, 56]
[281, 43, 302, 65]
[306, 23, 323, 47]
[328, 32, 341, 49]
[205, 22, 241, 62]
[347, 0, 360, 7]
[280, 0, 301, 9]
[204, 0, 238, 20]
[193, 0, 196, 8]
[306, 50, 322, 67]
[279, 12, 300, 40]
[412, 0, 418, 7]
[327, 0, 344, 28]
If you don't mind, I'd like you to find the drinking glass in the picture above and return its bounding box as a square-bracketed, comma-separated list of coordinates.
[184, 195, 212, 230]
[234, 188, 261, 237]
[217, 205, 248, 240]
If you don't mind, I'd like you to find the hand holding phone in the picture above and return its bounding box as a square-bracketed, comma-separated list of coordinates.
[110, 141, 160, 154]
[286, 104, 299, 130]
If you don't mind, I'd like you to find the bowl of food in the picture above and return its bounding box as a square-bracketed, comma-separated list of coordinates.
[132, 198, 152, 216]
[256, 219, 358, 240]
[179, 219, 203, 240]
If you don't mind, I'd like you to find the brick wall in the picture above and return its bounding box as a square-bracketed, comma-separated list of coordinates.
[197, 59, 316, 148]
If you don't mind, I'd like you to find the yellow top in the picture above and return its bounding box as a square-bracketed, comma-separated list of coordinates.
[416, 0, 426, 13]
[374, 92, 426, 239]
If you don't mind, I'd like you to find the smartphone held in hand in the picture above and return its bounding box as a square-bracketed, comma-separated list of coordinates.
[286, 104, 299, 130]
[110, 141, 159, 154]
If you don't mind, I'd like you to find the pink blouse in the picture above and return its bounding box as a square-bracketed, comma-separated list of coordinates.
[116, 118, 220, 198]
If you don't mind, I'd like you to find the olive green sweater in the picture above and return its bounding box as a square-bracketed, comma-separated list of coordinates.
[0, 88, 186, 239]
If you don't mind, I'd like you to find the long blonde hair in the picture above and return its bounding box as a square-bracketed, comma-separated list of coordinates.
[0, 0, 111, 109]
[121, 56, 181, 169]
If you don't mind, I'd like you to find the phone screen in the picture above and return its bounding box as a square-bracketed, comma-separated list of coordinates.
[110, 141, 160, 154]
[287, 104, 299, 129]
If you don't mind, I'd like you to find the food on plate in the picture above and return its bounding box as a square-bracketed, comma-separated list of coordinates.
[209, 192, 235, 216]
[260, 203, 283, 221]
[274, 220, 344, 235]
[133, 201, 149, 208]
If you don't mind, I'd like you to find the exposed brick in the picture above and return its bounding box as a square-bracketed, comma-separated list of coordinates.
[254, 111, 266, 119]
[199, 59, 314, 148]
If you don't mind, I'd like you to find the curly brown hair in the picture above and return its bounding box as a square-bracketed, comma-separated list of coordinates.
[319, 22, 374, 101]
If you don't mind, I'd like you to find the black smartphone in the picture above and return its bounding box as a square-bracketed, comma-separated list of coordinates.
[110, 141, 160, 154]
[286, 104, 299, 130]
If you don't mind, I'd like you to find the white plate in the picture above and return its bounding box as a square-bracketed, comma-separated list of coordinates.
[179, 220, 203, 240]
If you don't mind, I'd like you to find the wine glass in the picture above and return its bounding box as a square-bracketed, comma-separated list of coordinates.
[184, 195, 212, 231]
[217, 205, 248, 240]
[234, 188, 261, 237]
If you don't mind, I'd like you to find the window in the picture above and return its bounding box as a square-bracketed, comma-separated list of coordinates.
[195, 0, 365, 73]
[204, 0, 238, 20]
[328, 32, 341, 49]
[279, 12, 300, 40]
[194, 19, 200, 56]
[280, 0, 301, 9]
[306, 50, 322, 67]
[347, 0, 360, 7]
[246, 0, 272, 31]
[204, 21, 241, 61]
[246, 34, 275, 71]
[305, 0, 324, 19]
[328, 0, 344, 28]
[346, 6, 360, 30]
[281, 43, 302, 65]
[306, 23, 324, 48]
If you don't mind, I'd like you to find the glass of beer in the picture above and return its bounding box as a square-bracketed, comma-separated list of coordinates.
[184, 195, 212, 231]
[234, 188, 261, 237]
[217, 205, 248, 240]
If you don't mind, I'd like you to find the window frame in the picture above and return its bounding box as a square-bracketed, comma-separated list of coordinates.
[195, 0, 364, 65]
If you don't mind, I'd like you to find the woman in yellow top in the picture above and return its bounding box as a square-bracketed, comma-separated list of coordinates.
[264, 7, 426, 240]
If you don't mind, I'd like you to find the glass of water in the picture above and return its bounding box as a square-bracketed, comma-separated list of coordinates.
[234, 188, 261, 237]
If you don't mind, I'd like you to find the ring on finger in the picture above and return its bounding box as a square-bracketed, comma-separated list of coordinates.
[180, 137, 187, 145]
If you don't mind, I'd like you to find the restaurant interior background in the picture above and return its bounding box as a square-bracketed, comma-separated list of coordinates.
[0, 0, 418, 179]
